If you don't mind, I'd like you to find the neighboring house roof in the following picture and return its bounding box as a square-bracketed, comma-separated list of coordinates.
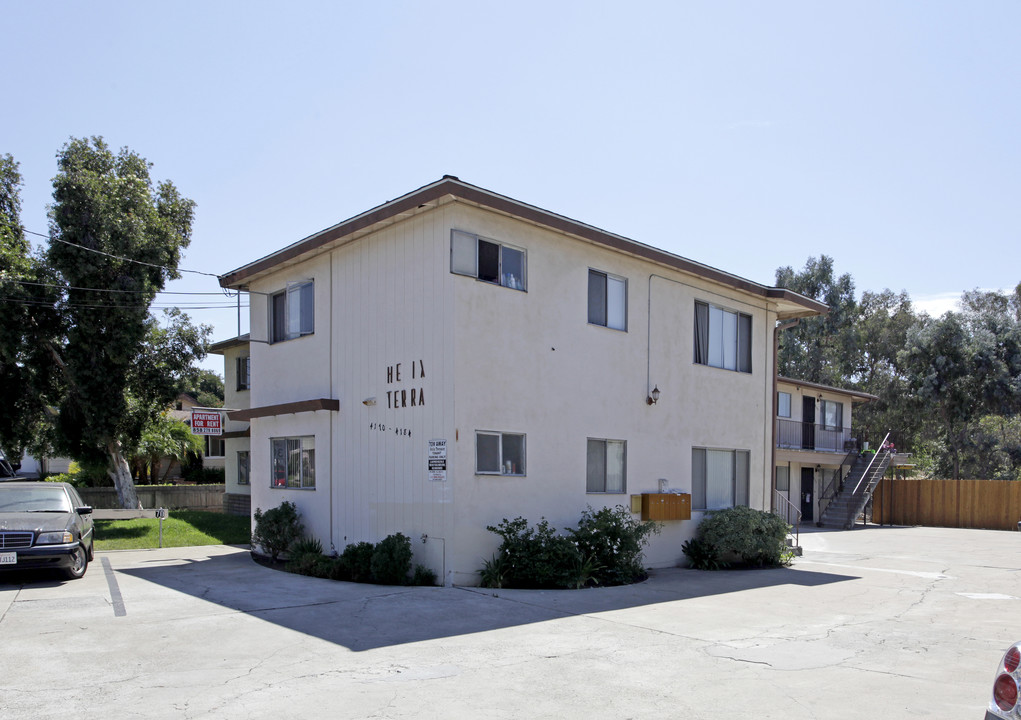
[208, 334, 250, 355]
[218, 176, 827, 320]
[777, 376, 879, 403]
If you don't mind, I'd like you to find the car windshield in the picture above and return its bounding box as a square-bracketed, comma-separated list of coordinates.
[0, 487, 72, 513]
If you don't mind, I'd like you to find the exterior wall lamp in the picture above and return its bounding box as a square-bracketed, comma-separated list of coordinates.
[647, 385, 661, 405]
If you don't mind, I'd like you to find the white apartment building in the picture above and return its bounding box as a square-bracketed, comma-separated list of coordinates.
[219, 176, 825, 585]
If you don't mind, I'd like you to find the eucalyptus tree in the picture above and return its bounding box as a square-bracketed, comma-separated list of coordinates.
[47, 137, 202, 508]
[0, 154, 61, 466]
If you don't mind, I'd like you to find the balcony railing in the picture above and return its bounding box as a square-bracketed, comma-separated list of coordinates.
[776, 418, 853, 453]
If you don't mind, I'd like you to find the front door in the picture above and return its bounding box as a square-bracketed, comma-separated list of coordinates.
[802, 397, 816, 450]
[801, 467, 815, 522]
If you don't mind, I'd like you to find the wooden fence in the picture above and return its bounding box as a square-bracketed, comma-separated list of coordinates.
[79, 484, 225, 511]
[872, 478, 1021, 531]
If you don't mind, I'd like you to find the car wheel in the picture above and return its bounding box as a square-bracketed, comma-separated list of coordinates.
[64, 545, 88, 580]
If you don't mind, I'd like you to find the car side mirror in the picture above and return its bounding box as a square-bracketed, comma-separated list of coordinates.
[76, 506, 93, 516]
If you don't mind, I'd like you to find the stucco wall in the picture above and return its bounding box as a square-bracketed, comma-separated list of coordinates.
[242, 200, 787, 585]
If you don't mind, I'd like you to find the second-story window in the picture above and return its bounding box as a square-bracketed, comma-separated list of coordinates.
[777, 391, 791, 418]
[270, 280, 314, 343]
[693, 301, 752, 373]
[236, 355, 251, 391]
[450, 230, 526, 291]
[820, 400, 843, 430]
[588, 270, 627, 330]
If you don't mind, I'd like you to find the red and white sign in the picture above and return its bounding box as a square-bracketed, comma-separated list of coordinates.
[191, 411, 223, 436]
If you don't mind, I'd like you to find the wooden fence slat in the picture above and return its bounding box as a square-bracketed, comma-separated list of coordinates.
[872, 478, 1021, 531]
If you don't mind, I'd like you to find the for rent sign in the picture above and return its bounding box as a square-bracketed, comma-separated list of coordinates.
[191, 411, 222, 436]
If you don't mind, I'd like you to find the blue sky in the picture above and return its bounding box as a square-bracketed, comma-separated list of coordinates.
[5, 2, 1019, 374]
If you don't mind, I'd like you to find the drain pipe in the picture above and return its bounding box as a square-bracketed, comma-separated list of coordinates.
[771, 319, 800, 510]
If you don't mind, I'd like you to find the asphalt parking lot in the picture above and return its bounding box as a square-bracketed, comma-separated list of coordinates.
[1, 524, 1017, 719]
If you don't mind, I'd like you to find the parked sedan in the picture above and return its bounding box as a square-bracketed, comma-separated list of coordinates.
[0, 482, 94, 580]
[986, 641, 1020, 719]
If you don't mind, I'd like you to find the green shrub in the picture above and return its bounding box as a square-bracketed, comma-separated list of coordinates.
[568, 506, 659, 586]
[693, 506, 791, 568]
[371, 533, 413, 585]
[412, 564, 438, 586]
[341, 541, 376, 582]
[182, 465, 225, 485]
[681, 537, 725, 570]
[251, 501, 304, 561]
[485, 517, 581, 589]
[47, 460, 112, 488]
[285, 535, 325, 573]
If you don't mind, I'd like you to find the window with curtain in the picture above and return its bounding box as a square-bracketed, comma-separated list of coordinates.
[237, 450, 250, 486]
[588, 270, 627, 331]
[270, 436, 315, 489]
[820, 400, 843, 430]
[270, 280, 314, 343]
[693, 301, 752, 373]
[691, 447, 750, 510]
[236, 355, 251, 391]
[586, 438, 626, 493]
[777, 391, 791, 418]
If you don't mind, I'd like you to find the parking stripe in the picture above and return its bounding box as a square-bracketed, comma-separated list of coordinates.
[101, 556, 126, 617]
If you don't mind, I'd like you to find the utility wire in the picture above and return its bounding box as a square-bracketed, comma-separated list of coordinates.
[13, 279, 233, 296]
[0, 296, 248, 311]
[1, 218, 221, 279]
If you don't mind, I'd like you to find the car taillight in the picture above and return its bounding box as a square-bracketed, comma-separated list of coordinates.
[995, 673, 1019, 712]
[1006, 646, 1021, 673]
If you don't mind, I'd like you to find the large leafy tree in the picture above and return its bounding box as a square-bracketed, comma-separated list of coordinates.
[46, 137, 202, 507]
[850, 289, 920, 448]
[775, 255, 858, 386]
[0, 154, 61, 466]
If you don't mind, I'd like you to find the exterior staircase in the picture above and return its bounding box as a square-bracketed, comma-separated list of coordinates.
[817, 449, 892, 530]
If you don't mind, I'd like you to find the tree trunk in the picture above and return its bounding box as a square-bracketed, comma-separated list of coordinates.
[107, 441, 142, 509]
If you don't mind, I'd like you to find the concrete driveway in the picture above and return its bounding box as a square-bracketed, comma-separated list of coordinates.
[0, 525, 1017, 719]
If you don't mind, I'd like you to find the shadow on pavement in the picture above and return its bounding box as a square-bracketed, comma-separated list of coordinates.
[113, 550, 858, 652]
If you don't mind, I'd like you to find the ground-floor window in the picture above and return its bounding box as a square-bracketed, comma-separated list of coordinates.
[271, 436, 315, 489]
[776, 465, 789, 491]
[692, 447, 750, 510]
[237, 450, 250, 486]
[476, 431, 525, 475]
[586, 438, 626, 493]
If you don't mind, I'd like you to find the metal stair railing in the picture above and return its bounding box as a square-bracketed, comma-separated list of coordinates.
[773, 489, 801, 549]
[818, 446, 864, 519]
[838, 431, 892, 529]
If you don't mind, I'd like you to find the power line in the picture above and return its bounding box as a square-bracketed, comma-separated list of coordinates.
[1, 218, 222, 279]
[0, 296, 248, 311]
[13, 279, 237, 297]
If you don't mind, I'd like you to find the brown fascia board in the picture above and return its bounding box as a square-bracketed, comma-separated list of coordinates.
[208, 333, 250, 355]
[227, 398, 339, 422]
[218, 176, 827, 317]
[777, 376, 879, 403]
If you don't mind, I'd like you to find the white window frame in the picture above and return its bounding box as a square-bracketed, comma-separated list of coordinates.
[777, 391, 791, 418]
[237, 450, 250, 486]
[270, 436, 316, 489]
[691, 447, 750, 510]
[270, 280, 314, 343]
[450, 230, 527, 291]
[475, 431, 526, 476]
[205, 435, 225, 458]
[820, 399, 843, 430]
[693, 300, 752, 373]
[588, 269, 627, 331]
[586, 438, 626, 493]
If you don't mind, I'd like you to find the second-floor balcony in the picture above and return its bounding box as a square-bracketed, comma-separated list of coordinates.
[776, 418, 854, 454]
